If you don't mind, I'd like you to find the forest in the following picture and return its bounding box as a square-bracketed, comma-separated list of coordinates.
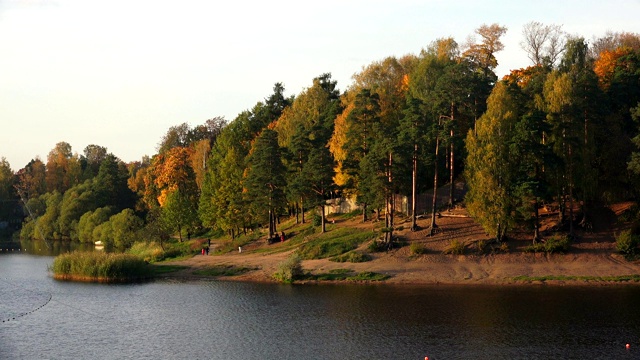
[1, 22, 639, 250]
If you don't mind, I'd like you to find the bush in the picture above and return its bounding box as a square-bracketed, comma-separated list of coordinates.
[616, 230, 639, 256]
[313, 214, 322, 227]
[524, 233, 571, 253]
[409, 242, 428, 255]
[443, 239, 465, 255]
[273, 253, 303, 283]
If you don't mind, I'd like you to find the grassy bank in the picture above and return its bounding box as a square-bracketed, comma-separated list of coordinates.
[50, 251, 151, 283]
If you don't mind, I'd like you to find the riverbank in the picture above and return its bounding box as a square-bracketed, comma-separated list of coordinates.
[161, 205, 640, 286]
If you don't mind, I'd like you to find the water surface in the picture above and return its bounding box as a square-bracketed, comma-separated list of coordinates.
[2, 253, 640, 359]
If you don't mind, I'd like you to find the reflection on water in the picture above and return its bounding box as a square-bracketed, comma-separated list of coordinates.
[1, 254, 640, 360]
[0, 239, 96, 256]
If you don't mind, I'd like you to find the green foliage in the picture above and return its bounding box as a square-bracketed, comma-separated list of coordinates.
[443, 239, 466, 255]
[77, 206, 113, 243]
[368, 239, 387, 253]
[50, 251, 150, 282]
[273, 253, 303, 283]
[91, 209, 143, 249]
[616, 230, 639, 256]
[161, 188, 198, 241]
[524, 234, 571, 253]
[330, 251, 372, 263]
[409, 242, 428, 255]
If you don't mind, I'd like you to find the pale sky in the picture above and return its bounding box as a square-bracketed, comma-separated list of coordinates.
[2, 0, 640, 171]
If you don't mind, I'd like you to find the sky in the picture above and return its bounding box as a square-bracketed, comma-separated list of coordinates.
[2, 0, 640, 171]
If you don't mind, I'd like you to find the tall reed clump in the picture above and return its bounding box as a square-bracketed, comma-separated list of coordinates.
[50, 251, 150, 282]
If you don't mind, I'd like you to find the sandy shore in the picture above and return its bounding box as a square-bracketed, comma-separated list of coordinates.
[161, 206, 640, 286]
[161, 246, 640, 286]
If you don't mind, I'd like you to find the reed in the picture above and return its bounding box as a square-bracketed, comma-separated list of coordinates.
[50, 251, 150, 282]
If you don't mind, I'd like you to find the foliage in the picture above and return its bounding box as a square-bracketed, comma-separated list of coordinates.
[272, 253, 303, 283]
[50, 251, 150, 282]
[443, 239, 466, 255]
[409, 242, 428, 255]
[524, 234, 571, 253]
[616, 230, 639, 256]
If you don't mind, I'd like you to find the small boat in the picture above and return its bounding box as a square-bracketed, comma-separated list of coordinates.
[94, 240, 104, 249]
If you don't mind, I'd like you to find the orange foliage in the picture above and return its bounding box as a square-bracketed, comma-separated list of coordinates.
[593, 47, 632, 90]
[502, 65, 542, 89]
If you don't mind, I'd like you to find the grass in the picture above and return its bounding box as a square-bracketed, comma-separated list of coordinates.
[330, 251, 372, 263]
[297, 227, 377, 260]
[50, 251, 150, 282]
[304, 269, 390, 282]
[512, 274, 640, 283]
[193, 265, 253, 277]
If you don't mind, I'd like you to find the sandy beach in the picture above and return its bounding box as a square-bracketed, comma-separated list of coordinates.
[162, 206, 640, 286]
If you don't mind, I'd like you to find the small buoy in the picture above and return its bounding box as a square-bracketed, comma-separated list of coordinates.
[425, 357, 429, 360]
[626, 343, 630, 350]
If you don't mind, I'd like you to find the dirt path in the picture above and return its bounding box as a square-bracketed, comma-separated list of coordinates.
[162, 207, 640, 285]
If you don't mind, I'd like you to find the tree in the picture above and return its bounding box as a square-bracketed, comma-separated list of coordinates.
[244, 129, 287, 238]
[161, 188, 198, 242]
[303, 145, 335, 233]
[463, 23, 508, 74]
[465, 82, 520, 242]
[521, 21, 565, 67]
[45, 142, 81, 194]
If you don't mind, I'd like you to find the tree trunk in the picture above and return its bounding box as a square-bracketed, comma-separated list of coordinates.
[448, 103, 455, 210]
[411, 143, 418, 231]
[300, 196, 305, 224]
[362, 203, 367, 223]
[320, 205, 326, 233]
[533, 199, 540, 244]
[429, 135, 440, 236]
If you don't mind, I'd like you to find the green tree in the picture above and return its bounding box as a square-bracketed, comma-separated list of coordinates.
[161, 188, 198, 242]
[77, 206, 113, 243]
[465, 82, 519, 242]
[244, 129, 287, 238]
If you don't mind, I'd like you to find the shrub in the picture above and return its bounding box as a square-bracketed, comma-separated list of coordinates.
[409, 242, 428, 255]
[368, 239, 386, 252]
[474, 240, 488, 254]
[313, 214, 322, 227]
[524, 234, 571, 253]
[616, 230, 639, 256]
[443, 239, 466, 255]
[273, 253, 303, 283]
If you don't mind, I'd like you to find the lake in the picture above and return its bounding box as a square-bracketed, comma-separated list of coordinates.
[2, 250, 640, 359]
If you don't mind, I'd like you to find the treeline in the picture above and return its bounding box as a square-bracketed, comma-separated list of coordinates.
[1, 23, 639, 247]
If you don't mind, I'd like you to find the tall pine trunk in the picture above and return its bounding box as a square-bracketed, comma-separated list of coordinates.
[429, 134, 439, 236]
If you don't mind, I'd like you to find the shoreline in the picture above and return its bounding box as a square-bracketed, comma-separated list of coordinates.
[160, 249, 640, 287]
